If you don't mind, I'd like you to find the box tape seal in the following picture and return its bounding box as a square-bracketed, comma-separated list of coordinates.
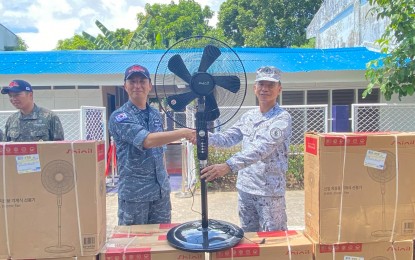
[70, 141, 84, 256]
[2, 144, 10, 256]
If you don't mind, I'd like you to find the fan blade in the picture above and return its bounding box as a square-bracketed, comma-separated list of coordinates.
[167, 91, 197, 111]
[168, 54, 192, 84]
[213, 75, 240, 93]
[198, 45, 221, 72]
[205, 93, 220, 121]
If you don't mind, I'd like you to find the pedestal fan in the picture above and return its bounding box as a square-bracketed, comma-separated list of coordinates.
[154, 36, 247, 252]
[366, 150, 396, 238]
[41, 160, 75, 253]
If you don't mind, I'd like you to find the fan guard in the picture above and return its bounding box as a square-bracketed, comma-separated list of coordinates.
[154, 35, 247, 130]
[154, 36, 247, 252]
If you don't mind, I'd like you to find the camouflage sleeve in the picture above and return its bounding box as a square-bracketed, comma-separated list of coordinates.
[4, 116, 12, 142]
[209, 118, 244, 148]
[226, 112, 292, 173]
[108, 111, 150, 151]
[50, 113, 65, 141]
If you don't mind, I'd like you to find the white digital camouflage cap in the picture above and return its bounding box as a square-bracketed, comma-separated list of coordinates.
[255, 66, 282, 82]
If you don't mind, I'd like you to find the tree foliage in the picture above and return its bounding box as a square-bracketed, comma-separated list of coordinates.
[364, 0, 415, 101]
[218, 0, 322, 47]
[136, 0, 217, 48]
[56, 20, 150, 50]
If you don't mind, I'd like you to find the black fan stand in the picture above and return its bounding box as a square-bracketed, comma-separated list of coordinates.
[157, 37, 245, 252]
[167, 102, 244, 253]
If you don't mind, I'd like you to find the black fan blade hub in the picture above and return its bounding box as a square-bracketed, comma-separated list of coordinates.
[190, 72, 215, 96]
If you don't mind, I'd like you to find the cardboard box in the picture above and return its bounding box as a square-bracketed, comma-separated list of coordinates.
[211, 230, 313, 260]
[313, 240, 413, 260]
[100, 234, 205, 260]
[0, 141, 106, 259]
[304, 132, 415, 243]
[109, 223, 180, 238]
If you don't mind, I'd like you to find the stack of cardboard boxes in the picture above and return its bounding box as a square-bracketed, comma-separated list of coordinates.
[0, 141, 107, 260]
[4, 132, 415, 260]
[303, 132, 415, 259]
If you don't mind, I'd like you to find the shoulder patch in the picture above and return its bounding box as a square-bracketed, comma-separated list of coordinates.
[115, 113, 128, 122]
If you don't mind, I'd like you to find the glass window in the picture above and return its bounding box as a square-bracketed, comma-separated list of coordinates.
[282, 91, 304, 105]
[307, 90, 329, 105]
[358, 88, 380, 103]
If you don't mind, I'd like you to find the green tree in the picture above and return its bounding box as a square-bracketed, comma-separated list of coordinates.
[364, 0, 415, 101]
[218, 0, 323, 47]
[137, 0, 215, 48]
[56, 34, 96, 50]
[56, 20, 150, 50]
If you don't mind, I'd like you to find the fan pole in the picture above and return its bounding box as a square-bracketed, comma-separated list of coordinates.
[196, 111, 209, 229]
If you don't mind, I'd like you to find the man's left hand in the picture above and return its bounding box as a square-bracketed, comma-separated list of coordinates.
[200, 163, 231, 181]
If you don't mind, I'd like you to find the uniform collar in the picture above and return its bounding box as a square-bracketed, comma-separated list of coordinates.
[127, 100, 149, 114]
[18, 104, 40, 119]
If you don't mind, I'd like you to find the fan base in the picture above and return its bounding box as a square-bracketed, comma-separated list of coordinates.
[167, 219, 244, 252]
[45, 245, 75, 253]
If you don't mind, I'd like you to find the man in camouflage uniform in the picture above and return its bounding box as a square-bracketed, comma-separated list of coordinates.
[201, 66, 292, 232]
[108, 64, 195, 225]
[1, 80, 64, 142]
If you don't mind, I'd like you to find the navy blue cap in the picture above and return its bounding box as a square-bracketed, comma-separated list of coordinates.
[124, 64, 150, 81]
[1, 80, 33, 94]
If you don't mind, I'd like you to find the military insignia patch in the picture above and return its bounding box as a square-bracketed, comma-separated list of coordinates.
[115, 113, 128, 122]
[270, 127, 282, 140]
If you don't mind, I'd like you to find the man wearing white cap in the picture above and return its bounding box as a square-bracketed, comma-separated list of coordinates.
[201, 66, 292, 232]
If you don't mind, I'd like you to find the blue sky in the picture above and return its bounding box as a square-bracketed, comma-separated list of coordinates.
[0, 0, 224, 51]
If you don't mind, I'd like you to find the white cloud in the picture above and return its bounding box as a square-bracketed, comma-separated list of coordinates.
[1, 0, 224, 51]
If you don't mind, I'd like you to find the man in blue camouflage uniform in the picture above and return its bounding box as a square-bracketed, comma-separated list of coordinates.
[109, 64, 195, 225]
[1, 80, 64, 142]
[201, 66, 292, 232]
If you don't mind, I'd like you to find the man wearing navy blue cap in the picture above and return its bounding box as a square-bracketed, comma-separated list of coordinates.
[109, 64, 196, 225]
[1, 79, 64, 142]
[201, 66, 292, 232]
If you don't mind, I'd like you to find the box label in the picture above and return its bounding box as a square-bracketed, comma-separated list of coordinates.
[319, 243, 362, 253]
[0, 144, 38, 155]
[364, 150, 387, 170]
[324, 136, 367, 146]
[15, 154, 41, 174]
[305, 137, 318, 155]
[216, 243, 260, 258]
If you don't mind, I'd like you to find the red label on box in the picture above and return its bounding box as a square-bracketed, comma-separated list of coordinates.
[216, 243, 260, 258]
[111, 233, 152, 238]
[0, 144, 38, 155]
[104, 247, 152, 260]
[159, 223, 179, 229]
[158, 234, 167, 240]
[305, 137, 318, 155]
[324, 136, 367, 146]
[319, 243, 363, 253]
[97, 143, 105, 162]
[257, 230, 298, 237]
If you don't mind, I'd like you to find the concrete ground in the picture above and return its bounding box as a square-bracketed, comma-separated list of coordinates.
[106, 189, 305, 235]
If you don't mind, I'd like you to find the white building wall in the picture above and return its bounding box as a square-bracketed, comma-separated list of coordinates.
[0, 88, 104, 111]
[307, 0, 390, 49]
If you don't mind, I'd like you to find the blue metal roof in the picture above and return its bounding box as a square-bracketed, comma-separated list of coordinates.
[0, 47, 383, 75]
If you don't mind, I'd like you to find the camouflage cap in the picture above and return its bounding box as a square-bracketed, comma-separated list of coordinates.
[255, 66, 282, 83]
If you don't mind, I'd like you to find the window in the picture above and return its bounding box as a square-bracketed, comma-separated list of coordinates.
[53, 86, 75, 90]
[78, 85, 99, 89]
[32, 86, 51, 90]
[332, 89, 354, 105]
[358, 88, 379, 103]
[282, 91, 304, 105]
[307, 90, 329, 105]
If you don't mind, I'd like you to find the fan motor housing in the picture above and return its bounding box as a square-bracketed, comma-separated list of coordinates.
[190, 72, 215, 96]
